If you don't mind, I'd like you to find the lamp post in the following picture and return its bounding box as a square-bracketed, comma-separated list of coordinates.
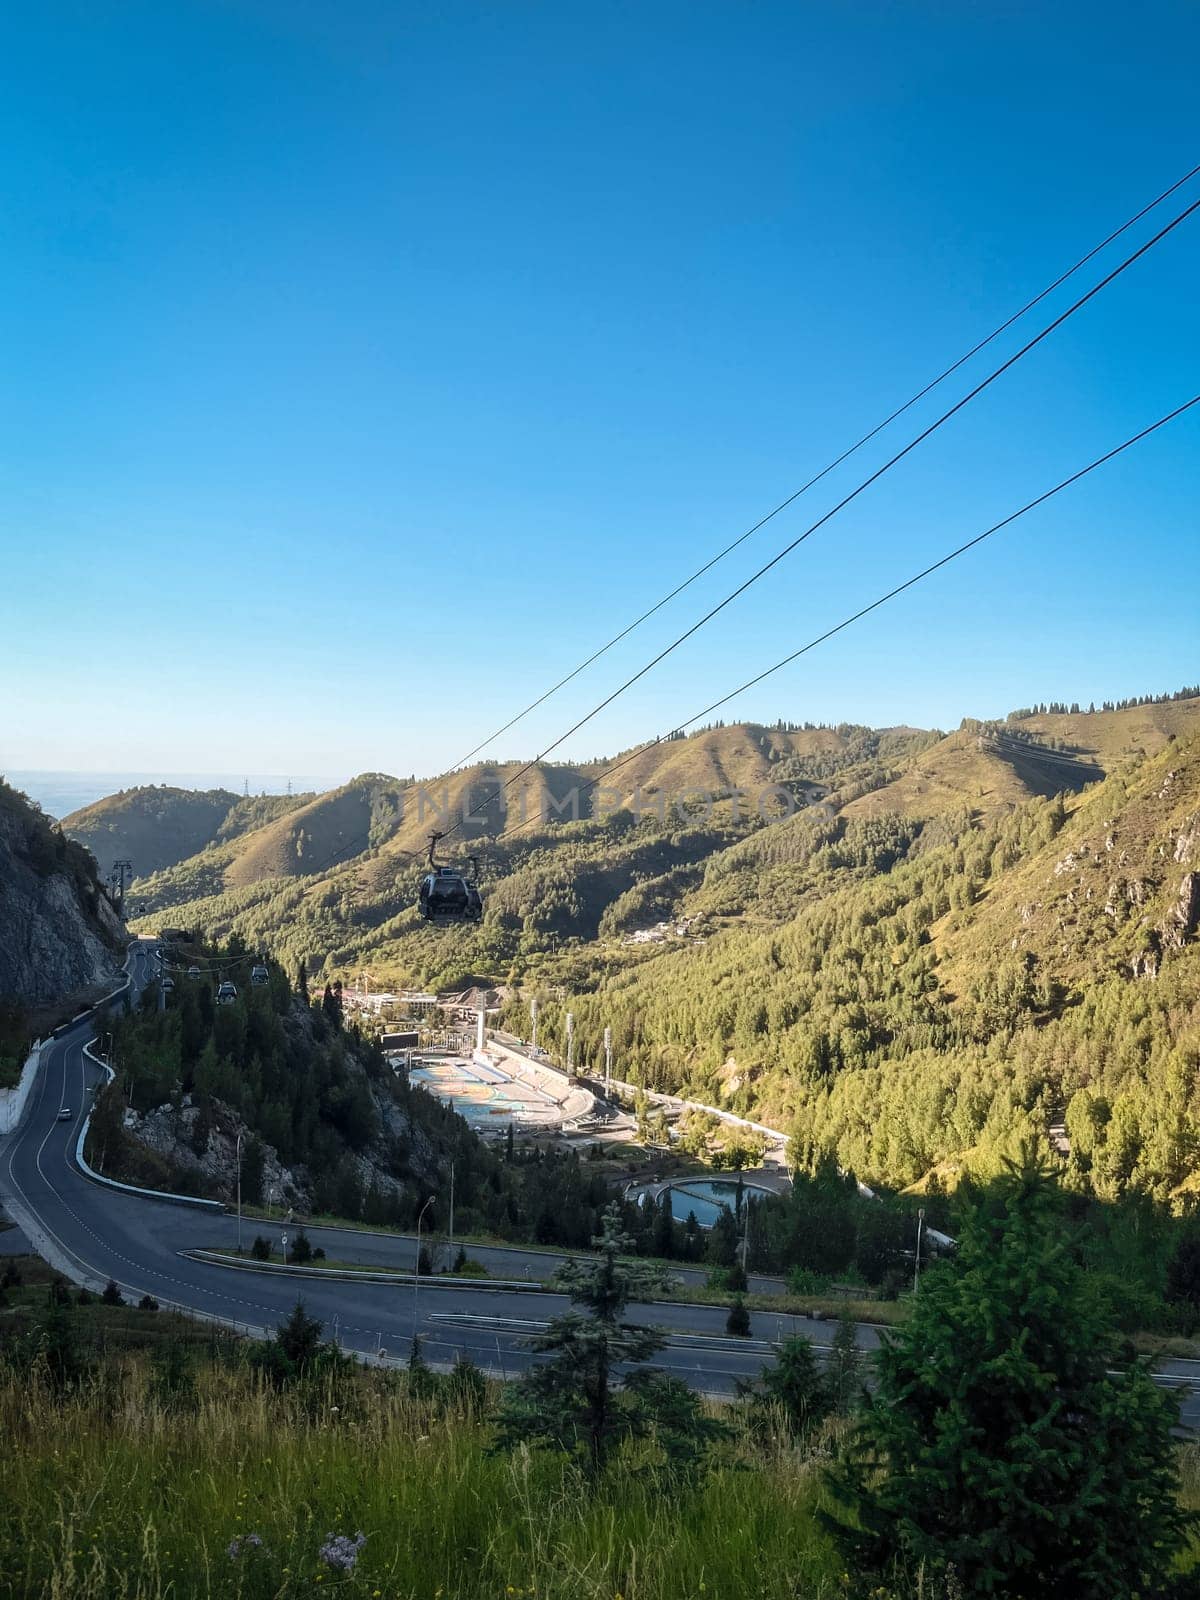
[565, 1011, 574, 1074]
[412, 1195, 434, 1348]
[236, 1132, 244, 1253]
[913, 1207, 926, 1294]
[603, 1026, 613, 1098]
[530, 997, 539, 1054]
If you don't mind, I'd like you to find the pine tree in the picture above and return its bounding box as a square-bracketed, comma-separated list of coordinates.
[1165, 1221, 1200, 1312]
[824, 1157, 1189, 1597]
[240, 1135, 265, 1206]
[652, 1188, 676, 1259]
[737, 1334, 830, 1438]
[296, 961, 309, 1003]
[275, 1299, 324, 1370]
[826, 1312, 863, 1414]
[494, 1203, 724, 1477]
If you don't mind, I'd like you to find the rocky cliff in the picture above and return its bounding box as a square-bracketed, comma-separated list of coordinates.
[0, 779, 126, 1013]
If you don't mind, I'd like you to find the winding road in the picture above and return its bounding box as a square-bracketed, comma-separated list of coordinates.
[0, 942, 838, 1392]
[4, 940, 1199, 1428]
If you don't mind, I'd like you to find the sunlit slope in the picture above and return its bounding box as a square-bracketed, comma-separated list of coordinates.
[841, 697, 1200, 822]
[563, 729, 1200, 1140]
[935, 731, 1200, 993]
[574, 723, 855, 804]
[131, 724, 886, 903]
[62, 786, 315, 882]
[63, 786, 240, 879]
[124, 700, 1200, 1008]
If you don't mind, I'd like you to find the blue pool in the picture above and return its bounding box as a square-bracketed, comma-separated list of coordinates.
[633, 1177, 773, 1229]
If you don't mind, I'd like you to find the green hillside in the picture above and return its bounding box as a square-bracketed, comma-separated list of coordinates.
[114, 694, 1200, 1198]
[62, 785, 313, 881]
[562, 732, 1199, 1188]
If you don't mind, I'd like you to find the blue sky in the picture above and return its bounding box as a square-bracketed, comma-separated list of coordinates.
[1, 1, 1197, 783]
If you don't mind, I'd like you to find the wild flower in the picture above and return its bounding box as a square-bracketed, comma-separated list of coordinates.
[226, 1533, 265, 1559]
[319, 1531, 367, 1573]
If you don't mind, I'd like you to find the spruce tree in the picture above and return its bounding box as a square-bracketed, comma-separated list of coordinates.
[737, 1334, 830, 1439]
[494, 1203, 724, 1477]
[826, 1312, 863, 1415]
[824, 1157, 1188, 1597]
[652, 1188, 676, 1258]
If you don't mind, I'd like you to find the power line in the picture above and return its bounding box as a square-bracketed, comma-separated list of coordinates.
[445, 159, 1200, 773]
[287, 178, 1200, 888]
[483, 394, 1199, 849]
[437, 192, 1200, 847]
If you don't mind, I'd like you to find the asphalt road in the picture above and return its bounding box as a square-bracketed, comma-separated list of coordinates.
[0, 943, 827, 1393]
[4, 940, 1198, 1425]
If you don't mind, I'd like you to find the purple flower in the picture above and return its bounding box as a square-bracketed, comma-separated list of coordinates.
[319, 1532, 367, 1573]
[226, 1533, 265, 1559]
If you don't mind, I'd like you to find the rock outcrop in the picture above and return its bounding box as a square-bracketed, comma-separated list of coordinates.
[0, 781, 125, 1011]
[1163, 871, 1200, 950]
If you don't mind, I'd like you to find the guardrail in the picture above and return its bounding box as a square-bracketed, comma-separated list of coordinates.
[185, 1248, 538, 1290]
[76, 1041, 226, 1213]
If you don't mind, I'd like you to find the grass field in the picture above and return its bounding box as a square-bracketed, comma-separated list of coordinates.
[5, 1259, 1200, 1599]
[0, 1353, 845, 1600]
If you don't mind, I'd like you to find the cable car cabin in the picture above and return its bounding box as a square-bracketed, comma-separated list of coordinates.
[418, 832, 483, 925]
[186, 965, 201, 979]
[419, 865, 483, 923]
[216, 980, 238, 1006]
[250, 963, 269, 987]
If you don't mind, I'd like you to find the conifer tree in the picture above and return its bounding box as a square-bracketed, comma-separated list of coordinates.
[494, 1203, 724, 1476]
[737, 1333, 830, 1438]
[826, 1312, 863, 1415]
[824, 1156, 1188, 1597]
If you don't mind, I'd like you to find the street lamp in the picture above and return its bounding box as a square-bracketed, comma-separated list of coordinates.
[412, 1195, 435, 1351]
[236, 1132, 244, 1252]
[913, 1207, 926, 1294]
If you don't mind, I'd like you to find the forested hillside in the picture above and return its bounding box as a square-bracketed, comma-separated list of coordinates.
[550, 730, 1200, 1199]
[99, 693, 1200, 1198]
[63, 785, 313, 881]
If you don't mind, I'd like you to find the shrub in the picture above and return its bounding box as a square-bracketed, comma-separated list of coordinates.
[725, 1297, 751, 1338]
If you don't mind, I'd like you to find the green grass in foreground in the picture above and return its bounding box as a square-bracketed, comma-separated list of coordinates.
[0, 1357, 844, 1600]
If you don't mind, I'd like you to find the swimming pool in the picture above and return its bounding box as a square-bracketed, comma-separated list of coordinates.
[633, 1177, 774, 1228]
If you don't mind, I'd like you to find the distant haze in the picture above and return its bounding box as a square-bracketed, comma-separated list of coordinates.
[7, 772, 340, 823]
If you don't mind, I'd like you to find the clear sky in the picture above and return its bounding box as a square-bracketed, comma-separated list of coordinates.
[2, 1, 1197, 785]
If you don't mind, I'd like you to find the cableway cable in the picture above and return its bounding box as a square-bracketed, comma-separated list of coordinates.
[480, 394, 1200, 849]
[433, 194, 1200, 849]
[445, 159, 1200, 773]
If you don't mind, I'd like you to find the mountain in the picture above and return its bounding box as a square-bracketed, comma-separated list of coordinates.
[78, 692, 1200, 1198]
[0, 779, 126, 1066]
[62, 785, 314, 883]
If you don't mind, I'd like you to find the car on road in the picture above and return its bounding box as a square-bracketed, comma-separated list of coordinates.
[57, 1107, 73, 1122]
